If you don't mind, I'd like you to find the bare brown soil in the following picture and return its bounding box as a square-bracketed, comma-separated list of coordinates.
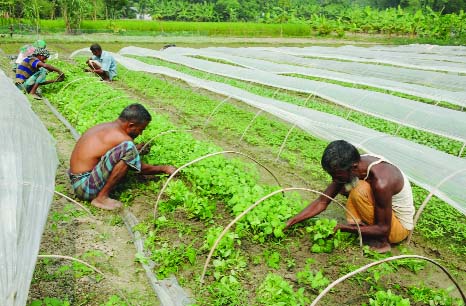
[27, 97, 159, 305]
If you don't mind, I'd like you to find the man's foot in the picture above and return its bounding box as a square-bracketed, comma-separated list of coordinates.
[91, 197, 123, 210]
[30, 93, 42, 100]
[366, 239, 391, 254]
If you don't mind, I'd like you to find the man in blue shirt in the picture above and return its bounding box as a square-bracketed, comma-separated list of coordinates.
[15, 48, 65, 100]
[86, 43, 117, 81]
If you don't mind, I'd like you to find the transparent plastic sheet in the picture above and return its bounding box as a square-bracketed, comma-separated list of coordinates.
[158, 47, 466, 107]
[119, 46, 466, 142]
[270, 46, 466, 73]
[315, 45, 466, 64]
[67, 50, 466, 215]
[367, 44, 466, 57]
[210, 47, 466, 92]
[0, 70, 58, 306]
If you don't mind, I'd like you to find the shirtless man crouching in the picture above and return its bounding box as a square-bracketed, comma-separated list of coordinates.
[68, 103, 176, 210]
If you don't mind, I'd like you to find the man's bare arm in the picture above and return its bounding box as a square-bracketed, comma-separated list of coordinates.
[285, 181, 342, 228]
[140, 164, 176, 175]
[37, 61, 63, 75]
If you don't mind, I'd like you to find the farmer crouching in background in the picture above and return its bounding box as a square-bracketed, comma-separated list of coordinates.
[15, 48, 65, 100]
[85, 43, 117, 81]
[285, 140, 415, 253]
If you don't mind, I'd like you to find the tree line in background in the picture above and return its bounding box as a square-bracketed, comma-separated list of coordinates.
[0, 0, 464, 40]
[1, 0, 464, 22]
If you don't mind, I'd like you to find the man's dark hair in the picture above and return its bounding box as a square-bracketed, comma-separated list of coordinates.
[119, 104, 152, 124]
[321, 140, 360, 173]
[90, 43, 102, 52]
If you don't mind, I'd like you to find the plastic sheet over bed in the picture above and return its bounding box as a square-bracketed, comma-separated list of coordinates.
[0, 70, 58, 305]
[119, 46, 466, 142]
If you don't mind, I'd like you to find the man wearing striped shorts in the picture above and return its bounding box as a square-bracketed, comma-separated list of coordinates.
[68, 104, 176, 210]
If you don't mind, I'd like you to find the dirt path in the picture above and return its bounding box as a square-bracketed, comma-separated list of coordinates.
[27, 97, 159, 305]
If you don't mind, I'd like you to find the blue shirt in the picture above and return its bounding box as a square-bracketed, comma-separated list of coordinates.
[92, 51, 117, 80]
[16, 57, 41, 83]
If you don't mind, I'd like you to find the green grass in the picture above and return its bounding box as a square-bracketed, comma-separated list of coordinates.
[6, 19, 313, 37]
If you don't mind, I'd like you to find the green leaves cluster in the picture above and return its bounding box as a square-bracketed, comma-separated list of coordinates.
[296, 259, 330, 292]
[365, 290, 411, 306]
[305, 218, 348, 253]
[256, 273, 309, 306]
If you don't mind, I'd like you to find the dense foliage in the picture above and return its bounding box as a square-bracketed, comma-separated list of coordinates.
[1, 0, 465, 40]
[2, 0, 465, 21]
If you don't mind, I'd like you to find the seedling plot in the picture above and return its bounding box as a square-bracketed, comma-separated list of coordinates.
[114, 64, 464, 248]
[117, 55, 466, 226]
[114, 65, 464, 298]
[39, 61, 465, 305]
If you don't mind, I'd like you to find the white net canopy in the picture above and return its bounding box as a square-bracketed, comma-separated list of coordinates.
[160, 47, 466, 107]
[268, 46, 466, 73]
[366, 44, 466, 57]
[0, 70, 58, 305]
[119, 46, 466, 142]
[210, 47, 466, 93]
[70, 48, 466, 216]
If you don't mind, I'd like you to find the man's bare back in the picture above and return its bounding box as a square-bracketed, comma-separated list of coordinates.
[68, 103, 176, 211]
[70, 122, 132, 174]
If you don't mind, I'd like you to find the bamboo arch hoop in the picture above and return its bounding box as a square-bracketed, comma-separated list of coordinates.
[139, 129, 193, 153]
[310, 254, 465, 305]
[272, 90, 321, 162]
[37, 254, 132, 305]
[54, 190, 93, 216]
[146, 106, 191, 124]
[394, 107, 418, 136]
[237, 88, 281, 144]
[199, 187, 363, 283]
[239, 110, 263, 143]
[8, 181, 93, 217]
[407, 167, 466, 244]
[458, 142, 466, 158]
[58, 77, 101, 96]
[302, 92, 316, 108]
[90, 95, 130, 119]
[203, 96, 232, 129]
[73, 93, 126, 123]
[153, 150, 282, 219]
[276, 124, 296, 161]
